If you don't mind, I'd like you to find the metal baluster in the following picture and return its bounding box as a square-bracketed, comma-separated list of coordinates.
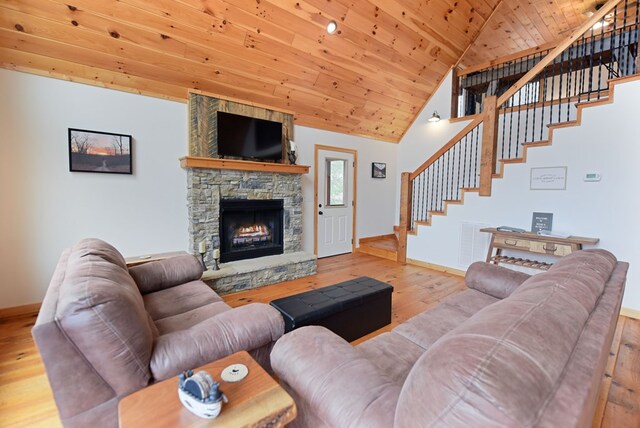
[550, 52, 557, 123]
[524, 55, 531, 143]
[622, 0, 630, 77]
[635, 0, 640, 75]
[598, 12, 606, 99]
[580, 34, 587, 99]
[541, 51, 548, 141]
[508, 90, 515, 159]
[558, 48, 564, 123]
[611, 5, 618, 80]
[444, 151, 449, 202]
[588, 27, 596, 100]
[456, 142, 462, 199]
[532, 54, 540, 142]
[463, 135, 468, 188]
[500, 99, 506, 162]
[567, 41, 574, 122]
[449, 148, 454, 200]
[473, 127, 479, 187]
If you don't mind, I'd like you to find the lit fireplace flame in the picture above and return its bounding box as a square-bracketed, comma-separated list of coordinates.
[236, 224, 270, 238]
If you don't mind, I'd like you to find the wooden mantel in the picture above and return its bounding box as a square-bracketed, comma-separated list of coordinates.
[180, 156, 310, 174]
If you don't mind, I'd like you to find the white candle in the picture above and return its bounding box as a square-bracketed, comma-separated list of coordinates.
[198, 241, 206, 254]
[213, 249, 220, 259]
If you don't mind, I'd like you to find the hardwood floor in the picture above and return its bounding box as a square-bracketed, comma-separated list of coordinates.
[0, 253, 637, 427]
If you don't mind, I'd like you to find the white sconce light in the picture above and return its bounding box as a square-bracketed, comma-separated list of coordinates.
[428, 111, 441, 123]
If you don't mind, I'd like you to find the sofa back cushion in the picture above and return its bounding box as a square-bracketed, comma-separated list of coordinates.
[395, 249, 617, 427]
[55, 238, 153, 396]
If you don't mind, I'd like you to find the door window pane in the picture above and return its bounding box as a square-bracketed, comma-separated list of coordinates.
[326, 159, 346, 206]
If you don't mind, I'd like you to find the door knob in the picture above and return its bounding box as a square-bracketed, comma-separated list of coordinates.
[319, 211, 324, 215]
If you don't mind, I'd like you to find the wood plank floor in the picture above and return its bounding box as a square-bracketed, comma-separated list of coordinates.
[0, 253, 637, 427]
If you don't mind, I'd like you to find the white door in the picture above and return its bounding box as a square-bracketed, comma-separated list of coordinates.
[317, 149, 355, 258]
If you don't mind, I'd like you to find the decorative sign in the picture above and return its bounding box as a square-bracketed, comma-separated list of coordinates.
[531, 212, 553, 233]
[530, 167, 567, 190]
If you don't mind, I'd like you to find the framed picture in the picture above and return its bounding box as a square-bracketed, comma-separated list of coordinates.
[530, 166, 567, 190]
[372, 162, 386, 179]
[68, 128, 132, 174]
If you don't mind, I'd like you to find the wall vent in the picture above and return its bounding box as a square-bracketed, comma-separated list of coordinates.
[459, 222, 491, 266]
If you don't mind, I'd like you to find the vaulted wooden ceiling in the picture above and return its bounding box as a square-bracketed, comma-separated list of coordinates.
[0, 0, 599, 142]
[459, 0, 602, 68]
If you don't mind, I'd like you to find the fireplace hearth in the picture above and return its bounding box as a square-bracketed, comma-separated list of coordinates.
[219, 199, 284, 263]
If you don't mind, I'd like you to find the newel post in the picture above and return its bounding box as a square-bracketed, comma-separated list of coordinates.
[479, 96, 499, 196]
[398, 172, 412, 264]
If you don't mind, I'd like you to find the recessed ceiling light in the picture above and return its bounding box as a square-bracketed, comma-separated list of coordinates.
[326, 20, 337, 34]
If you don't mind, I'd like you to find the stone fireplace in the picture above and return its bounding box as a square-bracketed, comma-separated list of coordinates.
[183, 93, 315, 294]
[184, 159, 316, 294]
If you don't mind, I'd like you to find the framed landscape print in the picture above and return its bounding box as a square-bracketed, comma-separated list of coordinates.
[68, 128, 132, 174]
[372, 162, 386, 179]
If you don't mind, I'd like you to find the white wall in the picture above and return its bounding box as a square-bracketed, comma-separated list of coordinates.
[0, 69, 189, 308]
[294, 126, 399, 253]
[395, 72, 474, 220]
[401, 76, 640, 310]
[0, 69, 399, 308]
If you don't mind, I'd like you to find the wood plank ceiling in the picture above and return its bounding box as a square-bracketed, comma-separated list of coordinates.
[0, 0, 598, 142]
[459, 0, 601, 68]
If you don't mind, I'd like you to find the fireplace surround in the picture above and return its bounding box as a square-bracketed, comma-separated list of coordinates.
[219, 199, 284, 263]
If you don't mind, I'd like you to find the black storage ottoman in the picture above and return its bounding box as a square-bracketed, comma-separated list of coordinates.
[269, 277, 393, 342]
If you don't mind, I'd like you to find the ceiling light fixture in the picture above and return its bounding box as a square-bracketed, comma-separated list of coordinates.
[326, 20, 337, 34]
[428, 111, 441, 123]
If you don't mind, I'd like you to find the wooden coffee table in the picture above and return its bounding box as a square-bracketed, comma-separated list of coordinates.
[118, 351, 296, 427]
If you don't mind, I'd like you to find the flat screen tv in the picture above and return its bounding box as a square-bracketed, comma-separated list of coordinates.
[217, 111, 283, 161]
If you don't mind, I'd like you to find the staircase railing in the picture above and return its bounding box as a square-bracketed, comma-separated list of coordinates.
[398, 0, 638, 263]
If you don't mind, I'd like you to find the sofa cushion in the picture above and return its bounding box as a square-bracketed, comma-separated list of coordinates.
[56, 240, 153, 396]
[143, 280, 223, 321]
[392, 289, 498, 349]
[465, 261, 531, 299]
[155, 301, 231, 335]
[394, 249, 617, 427]
[356, 332, 425, 386]
[128, 255, 204, 295]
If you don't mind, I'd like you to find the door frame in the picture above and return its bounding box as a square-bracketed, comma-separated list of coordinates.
[314, 144, 358, 256]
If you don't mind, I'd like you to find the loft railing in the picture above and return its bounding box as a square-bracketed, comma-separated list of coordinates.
[398, 0, 638, 263]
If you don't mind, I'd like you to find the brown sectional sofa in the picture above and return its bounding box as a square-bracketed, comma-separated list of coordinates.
[271, 249, 627, 427]
[32, 238, 284, 427]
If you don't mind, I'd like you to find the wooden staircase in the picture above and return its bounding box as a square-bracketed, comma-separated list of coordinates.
[396, 0, 639, 264]
[405, 73, 639, 240]
[356, 234, 399, 261]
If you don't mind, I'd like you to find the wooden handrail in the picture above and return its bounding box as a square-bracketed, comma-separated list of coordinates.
[410, 115, 484, 180]
[496, 0, 623, 107]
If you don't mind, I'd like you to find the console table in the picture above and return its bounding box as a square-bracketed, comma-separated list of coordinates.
[480, 228, 599, 271]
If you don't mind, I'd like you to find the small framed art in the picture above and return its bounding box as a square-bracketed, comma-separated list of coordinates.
[372, 162, 386, 179]
[69, 128, 132, 174]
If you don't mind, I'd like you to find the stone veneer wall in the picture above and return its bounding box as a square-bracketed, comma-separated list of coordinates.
[187, 168, 303, 266]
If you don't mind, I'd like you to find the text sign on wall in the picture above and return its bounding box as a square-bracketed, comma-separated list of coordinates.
[530, 167, 567, 190]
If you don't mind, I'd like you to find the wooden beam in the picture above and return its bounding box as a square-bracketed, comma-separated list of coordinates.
[479, 95, 498, 196]
[496, 0, 623, 107]
[397, 172, 411, 265]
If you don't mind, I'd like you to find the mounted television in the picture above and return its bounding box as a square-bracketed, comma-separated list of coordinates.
[217, 111, 283, 161]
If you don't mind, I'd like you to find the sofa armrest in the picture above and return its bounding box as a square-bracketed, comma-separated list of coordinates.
[128, 255, 203, 295]
[465, 261, 531, 299]
[271, 326, 401, 428]
[150, 303, 284, 380]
